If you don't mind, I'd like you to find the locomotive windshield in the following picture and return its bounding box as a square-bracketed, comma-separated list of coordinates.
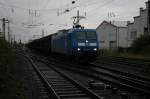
[77, 32, 96, 39]
[77, 32, 86, 39]
[86, 32, 96, 39]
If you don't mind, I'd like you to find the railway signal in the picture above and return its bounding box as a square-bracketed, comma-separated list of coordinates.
[0, 18, 10, 41]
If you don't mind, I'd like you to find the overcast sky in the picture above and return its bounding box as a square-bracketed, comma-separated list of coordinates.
[0, 0, 148, 43]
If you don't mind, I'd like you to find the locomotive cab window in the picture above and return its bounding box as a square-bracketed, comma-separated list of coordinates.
[76, 32, 86, 39]
[86, 32, 96, 39]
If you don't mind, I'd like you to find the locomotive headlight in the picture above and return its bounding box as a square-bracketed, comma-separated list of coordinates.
[77, 48, 81, 51]
[94, 48, 97, 51]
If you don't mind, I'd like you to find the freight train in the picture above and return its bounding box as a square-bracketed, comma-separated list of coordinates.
[27, 28, 99, 61]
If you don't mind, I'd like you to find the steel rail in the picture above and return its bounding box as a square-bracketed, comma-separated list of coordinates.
[25, 55, 60, 99]
[44, 57, 150, 95]
[24, 54, 103, 99]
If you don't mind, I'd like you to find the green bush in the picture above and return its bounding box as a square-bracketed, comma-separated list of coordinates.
[131, 35, 150, 55]
[0, 40, 26, 99]
[0, 40, 14, 98]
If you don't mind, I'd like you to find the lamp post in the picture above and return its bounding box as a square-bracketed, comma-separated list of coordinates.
[0, 18, 10, 41]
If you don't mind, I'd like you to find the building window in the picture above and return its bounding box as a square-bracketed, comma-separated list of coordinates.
[100, 41, 105, 43]
[109, 41, 117, 48]
[99, 41, 105, 48]
[144, 27, 148, 35]
[109, 32, 113, 37]
[130, 31, 137, 40]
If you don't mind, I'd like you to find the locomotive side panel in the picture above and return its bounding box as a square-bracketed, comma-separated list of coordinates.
[51, 33, 68, 54]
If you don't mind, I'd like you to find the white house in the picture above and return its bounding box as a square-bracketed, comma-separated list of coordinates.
[96, 21, 128, 49]
[127, 1, 149, 47]
[148, 0, 150, 33]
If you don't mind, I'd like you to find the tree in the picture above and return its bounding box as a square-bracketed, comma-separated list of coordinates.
[131, 35, 150, 54]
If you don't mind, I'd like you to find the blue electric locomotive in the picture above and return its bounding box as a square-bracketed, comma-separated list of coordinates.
[51, 28, 98, 58]
[27, 10, 99, 61]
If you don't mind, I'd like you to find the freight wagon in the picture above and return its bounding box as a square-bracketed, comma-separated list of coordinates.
[27, 28, 99, 60]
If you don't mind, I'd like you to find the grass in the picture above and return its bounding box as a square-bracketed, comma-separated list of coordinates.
[100, 49, 150, 77]
[100, 49, 150, 60]
[0, 39, 26, 99]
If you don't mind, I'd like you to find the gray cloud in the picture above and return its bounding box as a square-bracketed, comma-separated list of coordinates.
[0, 0, 148, 43]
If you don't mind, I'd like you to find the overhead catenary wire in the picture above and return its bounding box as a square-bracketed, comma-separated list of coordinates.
[0, 0, 107, 14]
[0, 0, 11, 18]
[0, 0, 119, 42]
[0, 0, 112, 25]
[0, 0, 76, 12]
[27, 0, 116, 34]
[87, 0, 115, 16]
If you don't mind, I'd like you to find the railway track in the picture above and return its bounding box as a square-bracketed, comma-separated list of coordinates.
[88, 63, 150, 94]
[24, 53, 103, 99]
[91, 63, 150, 84]
[96, 56, 150, 69]
[25, 50, 150, 98]
[54, 63, 150, 95]
[40, 55, 150, 95]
